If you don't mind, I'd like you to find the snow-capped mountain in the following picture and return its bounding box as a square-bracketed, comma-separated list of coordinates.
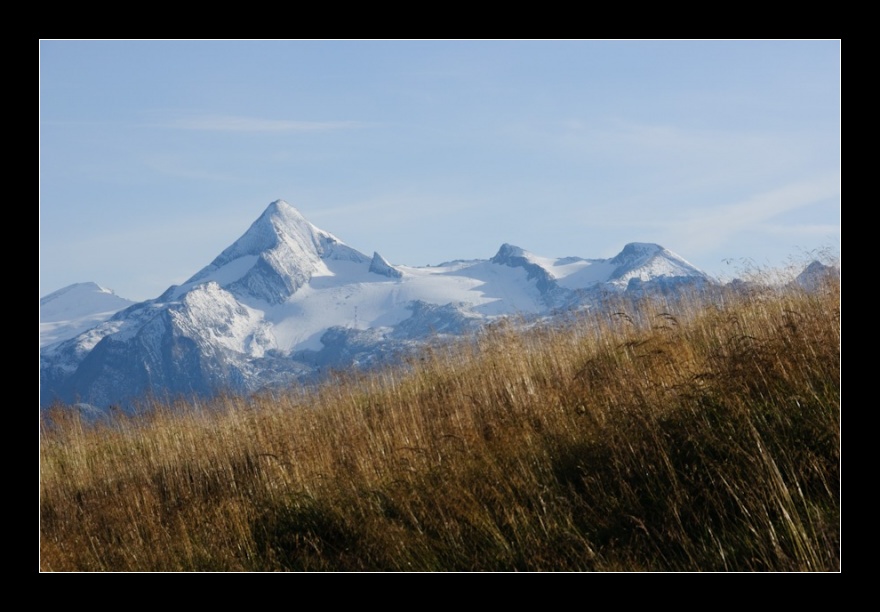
[176, 200, 371, 305]
[40, 199, 713, 409]
[40, 282, 135, 348]
[793, 260, 840, 291]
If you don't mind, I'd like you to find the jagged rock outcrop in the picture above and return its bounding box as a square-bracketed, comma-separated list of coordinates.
[369, 251, 403, 278]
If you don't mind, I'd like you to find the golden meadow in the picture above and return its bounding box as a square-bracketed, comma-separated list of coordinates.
[40, 274, 840, 571]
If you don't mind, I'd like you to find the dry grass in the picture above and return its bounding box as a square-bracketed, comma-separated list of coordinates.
[40, 276, 840, 571]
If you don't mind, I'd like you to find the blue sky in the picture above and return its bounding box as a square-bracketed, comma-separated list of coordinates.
[40, 40, 840, 301]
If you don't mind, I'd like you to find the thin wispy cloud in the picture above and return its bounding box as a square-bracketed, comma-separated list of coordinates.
[667, 174, 840, 254]
[555, 119, 803, 170]
[163, 114, 367, 133]
[756, 223, 840, 237]
[142, 154, 247, 182]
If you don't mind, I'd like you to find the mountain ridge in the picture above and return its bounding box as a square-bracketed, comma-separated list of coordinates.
[41, 199, 716, 409]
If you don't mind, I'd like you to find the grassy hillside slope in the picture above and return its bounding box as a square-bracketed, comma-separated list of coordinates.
[40, 277, 840, 571]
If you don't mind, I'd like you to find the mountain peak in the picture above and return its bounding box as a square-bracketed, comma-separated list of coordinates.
[224, 199, 314, 260]
[491, 243, 527, 265]
[261, 199, 312, 232]
[183, 200, 369, 304]
[608, 242, 709, 285]
[39, 282, 135, 348]
[41, 282, 109, 305]
[794, 260, 840, 290]
[609, 242, 664, 265]
[265, 198, 293, 214]
[489, 243, 560, 298]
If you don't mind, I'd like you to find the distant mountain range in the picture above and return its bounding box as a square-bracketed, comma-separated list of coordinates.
[40, 199, 726, 409]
